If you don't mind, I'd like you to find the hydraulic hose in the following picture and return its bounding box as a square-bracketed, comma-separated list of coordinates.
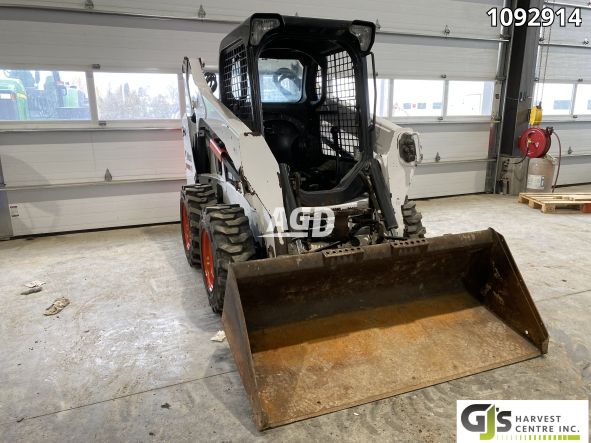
[551, 131, 562, 193]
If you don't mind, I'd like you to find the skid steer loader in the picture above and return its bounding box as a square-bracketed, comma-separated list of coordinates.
[179, 14, 548, 430]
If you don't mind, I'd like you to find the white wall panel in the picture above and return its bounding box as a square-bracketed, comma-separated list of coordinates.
[1, 130, 184, 187]
[408, 123, 493, 162]
[555, 157, 591, 186]
[555, 0, 591, 4]
[0, 0, 504, 39]
[541, 46, 591, 82]
[1, 129, 184, 236]
[540, 122, 591, 186]
[2, 138, 96, 186]
[544, 121, 591, 157]
[409, 162, 488, 199]
[539, 4, 591, 82]
[7, 181, 183, 236]
[536, 0, 591, 185]
[0, 19, 224, 70]
[375, 37, 499, 79]
[543, 5, 591, 46]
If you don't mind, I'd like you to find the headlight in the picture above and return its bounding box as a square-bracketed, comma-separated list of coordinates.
[250, 18, 280, 46]
[350, 24, 373, 52]
[398, 133, 417, 163]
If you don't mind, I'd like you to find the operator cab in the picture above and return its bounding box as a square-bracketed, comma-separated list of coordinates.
[218, 14, 376, 205]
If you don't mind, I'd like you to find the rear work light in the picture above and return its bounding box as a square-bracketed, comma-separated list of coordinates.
[350, 24, 373, 51]
[250, 18, 280, 45]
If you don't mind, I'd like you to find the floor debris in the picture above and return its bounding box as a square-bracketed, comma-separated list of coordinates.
[44, 298, 70, 316]
[210, 330, 226, 342]
[161, 403, 170, 409]
[24, 281, 46, 288]
[21, 287, 43, 295]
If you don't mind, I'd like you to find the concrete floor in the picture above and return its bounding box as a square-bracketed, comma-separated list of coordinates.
[1, 185, 590, 442]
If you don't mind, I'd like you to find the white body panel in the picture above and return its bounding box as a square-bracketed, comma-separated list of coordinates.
[374, 117, 420, 236]
[185, 60, 285, 254]
[184, 61, 420, 244]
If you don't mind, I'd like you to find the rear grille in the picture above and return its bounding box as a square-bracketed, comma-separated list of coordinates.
[317, 50, 360, 158]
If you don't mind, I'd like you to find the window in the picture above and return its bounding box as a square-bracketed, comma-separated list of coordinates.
[368, 78, 390, 117]
[184, 73, 220, 113]
[553, 100, 571, 110]
[94, 72, 180, 120]
[533, 83, 573, 115]
[573, 84, 591, 115]
[258, 58, 303, 103]
[392, 80, 444, 117]
[0, 69, 90, 121]
[447, 81, 494, 116]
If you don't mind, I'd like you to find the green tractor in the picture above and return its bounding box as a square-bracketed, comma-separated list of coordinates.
[0, 78, 29, 121]
[1, 70, 90, 121]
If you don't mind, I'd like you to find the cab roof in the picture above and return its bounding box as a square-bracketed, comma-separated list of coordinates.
[219, 13, 376, 56]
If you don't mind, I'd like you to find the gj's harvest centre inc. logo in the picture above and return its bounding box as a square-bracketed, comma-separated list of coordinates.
[457, 400, 588, 442]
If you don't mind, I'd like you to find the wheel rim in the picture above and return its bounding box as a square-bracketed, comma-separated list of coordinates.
[201, 230, 215, 292]
[180, 202, 191, 251]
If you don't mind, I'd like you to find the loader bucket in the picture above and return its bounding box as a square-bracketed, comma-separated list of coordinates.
[222, 229, 548, 430]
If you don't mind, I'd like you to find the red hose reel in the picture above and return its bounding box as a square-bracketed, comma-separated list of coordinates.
[518, 127, 553, 158]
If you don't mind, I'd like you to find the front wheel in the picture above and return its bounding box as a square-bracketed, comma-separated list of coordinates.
[402, 199, 426, 238]
[179, 184, 216, 267]
[199, 205, 256, 314]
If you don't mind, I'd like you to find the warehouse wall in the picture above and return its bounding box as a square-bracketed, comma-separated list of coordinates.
[0, 0, 506, 235]
[0, 8, 226, 237]
[1, 0, 509, 236]
[0, 0, 505, 39]
[1, 130, 183, 235]
[535, 2, 591, 186]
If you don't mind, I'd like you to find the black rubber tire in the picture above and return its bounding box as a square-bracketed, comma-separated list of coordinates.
[179, 184, 217, 267]
[199, 205, 256, 314]
[402, 199, 426, 238]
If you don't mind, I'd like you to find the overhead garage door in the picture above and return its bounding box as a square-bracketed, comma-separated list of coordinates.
[0, 0, 505, 237]
[0, 8, 232, 237]
[533, 1, 591, 186]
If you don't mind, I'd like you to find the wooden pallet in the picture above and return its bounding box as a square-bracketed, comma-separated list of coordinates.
[518, 192, 591, 213]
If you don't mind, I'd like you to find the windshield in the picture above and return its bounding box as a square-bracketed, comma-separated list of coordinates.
[258, 58, 303, 103]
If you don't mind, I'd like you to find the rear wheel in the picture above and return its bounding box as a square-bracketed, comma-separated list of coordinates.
[402, 199, 426, 238]
[179, 184, 217, 267]
[199, 205, 256, 314]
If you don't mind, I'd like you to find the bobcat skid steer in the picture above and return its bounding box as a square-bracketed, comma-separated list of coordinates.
[179, 14, 548, 430]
